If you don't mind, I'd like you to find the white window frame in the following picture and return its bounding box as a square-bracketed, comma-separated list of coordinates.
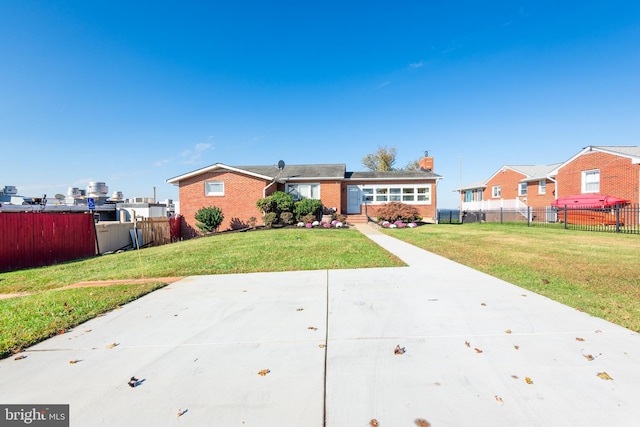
[205, 181, 224, 196]
[286, 183, 321, 200]
[518, 182, 527, 196]
[492, 185, 501, 198]
[538, 180, 546, 195]
[582, 170, 600, 193]
[361, 184, 431, 204]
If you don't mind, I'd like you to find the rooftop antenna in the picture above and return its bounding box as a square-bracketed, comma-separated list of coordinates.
[424, 150, 429, 157]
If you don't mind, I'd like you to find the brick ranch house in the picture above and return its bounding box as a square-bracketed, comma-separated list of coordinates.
[458, 145, 640, 215]
[167, 156, 441, 238]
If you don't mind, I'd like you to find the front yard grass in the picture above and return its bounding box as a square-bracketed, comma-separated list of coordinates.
[0, 228, 403, 358]
[383, 223, 640, 332]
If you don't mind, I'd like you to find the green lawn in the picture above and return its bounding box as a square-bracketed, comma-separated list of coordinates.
[0, 228, 403, 358]
[382, 222, 640, 332]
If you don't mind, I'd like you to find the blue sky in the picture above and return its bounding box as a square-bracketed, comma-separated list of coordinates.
[1, 1, 639, 208]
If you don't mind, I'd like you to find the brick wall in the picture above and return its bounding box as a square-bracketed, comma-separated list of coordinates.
[179, 171, 268, 237]
[556, 151, 640, 203]
[483, 168, 525, 201]
[520, 179, 557, 208]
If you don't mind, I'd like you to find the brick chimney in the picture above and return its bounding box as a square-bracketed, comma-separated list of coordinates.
[419, 156, 434, 172]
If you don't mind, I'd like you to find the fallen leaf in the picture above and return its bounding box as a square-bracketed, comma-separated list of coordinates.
[474, 348, 483, 354]
[495, 395, 504, 404]
[369, 419, 379, 427]
[464, 341, 470, 348]
[575, 337, 585, 342]
[583, 354, 595, 361]
[84, 329, 92, 333]
[511, 375, 519, 379]
[576, 308, 584, 312]
[69, 359, 81, 364]
[308, 326, 318, 331]
[318, 344, 326, 348]
[541, 278, 549, 285]
[525, 377, 533, 384]
[521, 294, 527, 297]
[296, 308, 304, 311]
[394, 345, 406, 355]
[595, 330, 602, 333]
[177, 409, 187, 417]
[480, 302, 487, 306]
[505, 329, 512, 334]
[258, 369, 270, 376]
[14, 355, 27, 361]
[513, 345, 520, 350]
[597, 372, 613, 381]
[414, 419, 430, 427]
[622, 314, 631, 320]
[107, 342, 119, 349]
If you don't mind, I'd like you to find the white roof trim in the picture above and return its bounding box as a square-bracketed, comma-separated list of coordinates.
[166, 163, 273, 184]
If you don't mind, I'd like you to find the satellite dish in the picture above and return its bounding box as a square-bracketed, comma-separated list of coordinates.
[54, 194, 65, 201]
[277, 160, 285, 170]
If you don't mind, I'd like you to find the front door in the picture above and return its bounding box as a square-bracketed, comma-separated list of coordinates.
[347, 185, 361, 214]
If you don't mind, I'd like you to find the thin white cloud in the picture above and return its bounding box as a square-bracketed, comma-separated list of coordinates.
[153, 159, 171, 167]
[182, 142, 213, 164]
[376, 81, 391, 89]
[409, 61, 424, 69]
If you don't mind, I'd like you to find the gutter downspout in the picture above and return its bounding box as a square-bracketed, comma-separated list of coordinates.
[263, 168, 286, 198]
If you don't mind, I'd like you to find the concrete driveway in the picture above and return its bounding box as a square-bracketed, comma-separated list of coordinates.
[1, 225, 639, 426]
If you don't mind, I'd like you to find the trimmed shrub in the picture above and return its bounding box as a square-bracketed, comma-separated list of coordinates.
[271, 191, 295, 214]
[280, 211, 295, 225]
[301, 213, 316, 224]
[256, 191, 294, 217]
[262, 212, 278, 228]
[294, 198, 323, 221]
[375, 202, 420, 222]
[195, 206, 224, 233]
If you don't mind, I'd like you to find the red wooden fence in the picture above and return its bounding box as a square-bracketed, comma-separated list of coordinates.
[0, 212, 96, 273]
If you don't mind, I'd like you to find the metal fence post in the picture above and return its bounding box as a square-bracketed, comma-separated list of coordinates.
[615, 205, 621, 233]
[563, 205, 568, 230]
[527, 206, 531, 227]
[500, 207, 503, 224]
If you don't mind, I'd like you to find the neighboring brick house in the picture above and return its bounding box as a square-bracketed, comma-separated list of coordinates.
[459, 164, 559, 212]
[167, 157, 441, 237]
[550, 146, 640, 204]
[458, 145, 640, 214]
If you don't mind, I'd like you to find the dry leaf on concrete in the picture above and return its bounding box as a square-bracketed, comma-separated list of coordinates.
[414, 419, 430, 427]
[474, 348, 483, 354]
[525, 376, 533, 384]
[597, 372, 613, 381]
[258, 369, 271, 376]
